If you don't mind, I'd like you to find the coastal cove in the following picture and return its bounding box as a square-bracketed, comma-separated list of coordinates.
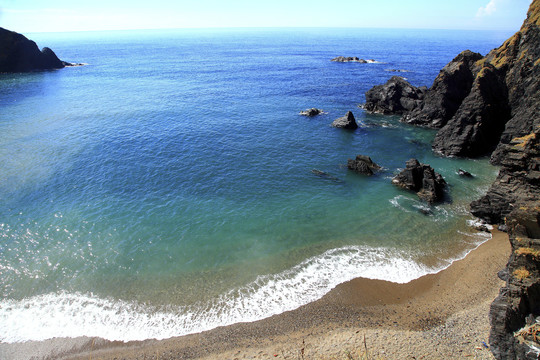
[0, 28, 513, 353]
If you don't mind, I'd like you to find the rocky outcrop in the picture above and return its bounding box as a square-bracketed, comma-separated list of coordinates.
[402, 50, 484, 128]
[300, 108, 324, 117]
[363, 76, 427, 115]
[347, 155, 381, 175]
[0, 27, 67, 72]
[489, 203, 540, 360]
[458, 169, 474, 178]
[431, 64, 511, 157]
[471, 128, 540, 225]
[332, 111, 358, 129]
[331, 56, 375, 63]
[363, 0, 539, 159]
[391, 159, 447, 203]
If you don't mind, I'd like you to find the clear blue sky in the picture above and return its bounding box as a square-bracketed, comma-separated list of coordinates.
[0, 0, 533, 33]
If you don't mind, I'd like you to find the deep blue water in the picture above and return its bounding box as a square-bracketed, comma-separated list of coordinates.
[0, 28, 510, 342]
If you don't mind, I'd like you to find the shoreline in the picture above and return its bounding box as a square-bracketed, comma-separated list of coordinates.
[2, 230, 510, 360]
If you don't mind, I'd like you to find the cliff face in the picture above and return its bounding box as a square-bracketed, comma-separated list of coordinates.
[363, 0, 539, 163]
[489, 204, 540, 360]
[0, 27, 65, 72]
[363, 1, 540, 358]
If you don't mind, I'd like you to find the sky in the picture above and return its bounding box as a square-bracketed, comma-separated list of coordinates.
[0, 0, 534, 33]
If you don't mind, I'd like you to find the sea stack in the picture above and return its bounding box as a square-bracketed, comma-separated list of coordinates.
[391, 159, 446, 204]
[332, 111, 358, 129]
[0, 27, 67, 72]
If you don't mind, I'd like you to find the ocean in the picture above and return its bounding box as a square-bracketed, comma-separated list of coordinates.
[0, 27, 511, 342]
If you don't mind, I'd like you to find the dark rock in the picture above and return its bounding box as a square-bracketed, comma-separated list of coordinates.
[458, 169, 474, 177]
[331, 56, 367, 63]
[311, 169, 342, 183]
[471, 129, 540, 225]
[332, 111, 358, 129]
[432, 64, 511, 157]
[402, 50, 484, 128]
[363, 76, 427, 115]
[0, 27, 65, 72]
[347, 155, 381, 175]
[300, 108, 324, 117]
[391, 159, 447, 203]
[489, 204, 540, 360]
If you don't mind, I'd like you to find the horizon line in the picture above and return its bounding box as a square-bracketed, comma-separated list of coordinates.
[23, 25, 519, 35]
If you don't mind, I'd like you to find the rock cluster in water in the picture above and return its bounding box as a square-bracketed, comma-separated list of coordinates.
[347, 155, 381, 176]
[0, 27, 70, 72]
[299, 108, 324, 117]
[363, 0, 540, 357]
[331, 56, 376, 63]
[391, 159, 447, 204]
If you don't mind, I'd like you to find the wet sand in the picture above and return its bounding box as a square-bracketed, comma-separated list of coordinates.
[2, 231, 510, 360]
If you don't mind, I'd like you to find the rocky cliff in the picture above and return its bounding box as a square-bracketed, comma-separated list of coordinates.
[363, 1, 540, 358]
[0, 27, 66, 72]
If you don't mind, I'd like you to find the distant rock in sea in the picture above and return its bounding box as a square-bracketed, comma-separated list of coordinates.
[331, 56, 381, 63]
[392, 159, 446, 204]
[332, 111, 358, 129]
[299, 108, 324, 117]
[347, 155, 381, 176]
[0, 27, 71, 72]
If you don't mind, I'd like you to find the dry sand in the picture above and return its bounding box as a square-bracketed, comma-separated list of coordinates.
[2, 231, 510, 360]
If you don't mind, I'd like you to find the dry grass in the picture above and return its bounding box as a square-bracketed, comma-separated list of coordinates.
[515, 247, 540, 258]
[513, 267, 531, 280]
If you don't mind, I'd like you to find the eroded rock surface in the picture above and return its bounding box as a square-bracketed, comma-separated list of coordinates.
[391, 159, 446, 203]
[332, 111, 358, 129]
[363, 76, 426, 115]
[347, 155, 381, 176]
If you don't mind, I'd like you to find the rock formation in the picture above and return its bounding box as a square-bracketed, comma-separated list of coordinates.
[347, 155, 381, 175]
[457, 169, 474, 178]
[363, 0, 538, 160]
[332, 111, 358, 129]
[361, 1, 539, 357]
[300, 108, 324, 117]
[0, 27, 67, 72]
[471, 130, 540, 225]
[489, 203, 540, 360]
[391, 159, 446, 203]
[363, 76, 427, 115]
[331, 56, 368, 63]
[402, 50, 484, 128]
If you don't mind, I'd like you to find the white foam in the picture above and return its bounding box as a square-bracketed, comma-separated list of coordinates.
[0, 244, 470, 343]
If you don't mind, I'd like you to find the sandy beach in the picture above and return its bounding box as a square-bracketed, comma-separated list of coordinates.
[1, 230, 510, 360]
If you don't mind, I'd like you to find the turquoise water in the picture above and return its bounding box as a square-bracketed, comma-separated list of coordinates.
[0, 28, 508, 342]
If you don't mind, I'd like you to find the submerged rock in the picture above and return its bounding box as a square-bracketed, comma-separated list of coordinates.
[0, 27, 66, 72]
[311, 169, 342, 182]
[332, 111, 358, 129]
[347, 155, 381, 175]
[299, 108, 324, 117]
[363, 76, 427, 115]
[391, 159, 447, 203]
